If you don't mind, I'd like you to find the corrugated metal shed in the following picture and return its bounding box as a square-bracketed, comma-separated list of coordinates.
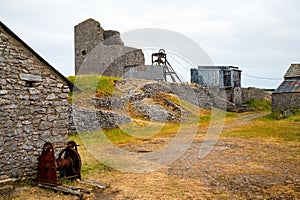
[284, 64, 300, 78]
[273, 80, 300, 93]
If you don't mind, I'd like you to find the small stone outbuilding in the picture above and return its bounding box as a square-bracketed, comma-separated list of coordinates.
[0, 21, 75, 178]
[272, 64, 300, 116]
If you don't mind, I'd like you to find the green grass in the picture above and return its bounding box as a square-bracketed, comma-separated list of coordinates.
[261, 110, 300, 121]
[70, 110, 300, 178]
[68, 75, 120, 98]
[68, 122, 183, 176]
[222, 112, 300, 141]
[69, 134, 112, 177]
[76, 121, 182, 146]
[225, 112, 238, 118]
[244, 99, 271, 111]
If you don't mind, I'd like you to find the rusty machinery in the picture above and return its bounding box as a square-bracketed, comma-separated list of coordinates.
[37, 141, 81, 186]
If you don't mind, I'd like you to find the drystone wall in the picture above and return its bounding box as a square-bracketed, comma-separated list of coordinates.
[0, 29, 69, 178]
[241, 87, 267, 103]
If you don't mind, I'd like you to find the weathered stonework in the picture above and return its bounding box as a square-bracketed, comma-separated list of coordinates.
[71, 107, 131, 132]
[70, 78, 271, 135]
[74, 18, 104, 74]
[0, 22, 71, 178]
[272, 93, 300, 116]
[74, 18, 145, 76]
[103, 30, 124, 46]
[272, 64, 300, 116]
[241, 87, 267, 103]
[79, 45, 144, 76]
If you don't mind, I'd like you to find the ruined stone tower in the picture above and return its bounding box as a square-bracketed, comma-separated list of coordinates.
[74, 19, 104, 74]
[74, 18, 144, 76]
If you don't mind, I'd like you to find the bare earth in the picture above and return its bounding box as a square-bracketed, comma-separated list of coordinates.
[3, 112, 300, 200]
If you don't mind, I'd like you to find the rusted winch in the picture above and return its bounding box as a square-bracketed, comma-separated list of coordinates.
[37, 141, 81, 186]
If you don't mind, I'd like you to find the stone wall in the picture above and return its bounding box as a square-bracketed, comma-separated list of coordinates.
[225, 87, 242, 105]
[241, 87, 267, 103]
[0, 27, 70, 178]
[272, 93, 300, 116]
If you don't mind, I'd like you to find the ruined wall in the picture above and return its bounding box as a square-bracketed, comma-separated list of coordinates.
[272, 93, 300, 116]
[74, 18, 104, 74]
[104, 48, 145, 77]
[225, 87, 242, 105]
[103, 30, 124, 46]
[74, 18, 145, 76]
[0, 28, 69, 178]
[77, 45, 144, 77]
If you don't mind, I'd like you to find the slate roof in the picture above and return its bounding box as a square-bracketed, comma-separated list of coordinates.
[284, 64, 300, 79]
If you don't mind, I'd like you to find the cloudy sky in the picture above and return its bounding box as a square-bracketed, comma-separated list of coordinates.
[1, 0, 299, 88]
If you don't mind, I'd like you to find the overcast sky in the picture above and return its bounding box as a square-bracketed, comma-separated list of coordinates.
[1, 0, 299, 88]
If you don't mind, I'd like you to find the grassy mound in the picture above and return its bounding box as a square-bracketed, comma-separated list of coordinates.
[68, 75, 120, 98]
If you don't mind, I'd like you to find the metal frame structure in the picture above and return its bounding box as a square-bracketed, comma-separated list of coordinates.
[151, 49, 182, 83]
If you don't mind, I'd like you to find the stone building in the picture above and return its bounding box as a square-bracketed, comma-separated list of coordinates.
[272, 64, 300, 116]
[74, 18, 145, 76]
[0, 21, 75, 178]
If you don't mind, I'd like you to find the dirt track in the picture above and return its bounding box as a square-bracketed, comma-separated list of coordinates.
[3, 112, 300, 199]
[94, 112, 300, 199]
